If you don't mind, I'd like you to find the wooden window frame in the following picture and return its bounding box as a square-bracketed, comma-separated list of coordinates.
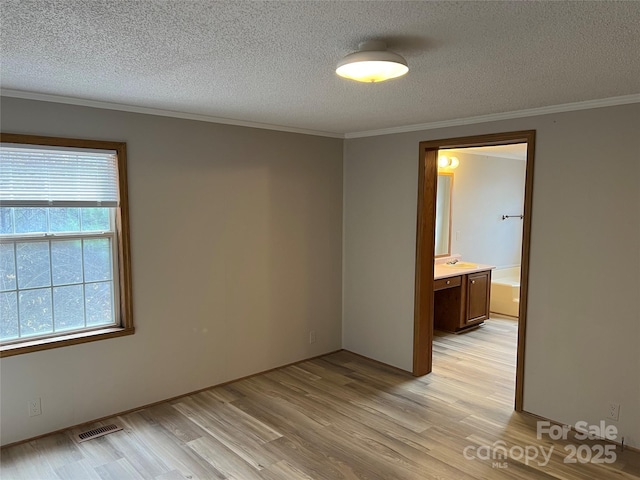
[0, 133, 134, 357]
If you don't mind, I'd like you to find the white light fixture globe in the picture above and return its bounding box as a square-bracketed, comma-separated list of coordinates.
[438, 155, 459, 170]
[336, 40, 409, 83]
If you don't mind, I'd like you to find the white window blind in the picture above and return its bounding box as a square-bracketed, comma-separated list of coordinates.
[0, 144, 119, 207]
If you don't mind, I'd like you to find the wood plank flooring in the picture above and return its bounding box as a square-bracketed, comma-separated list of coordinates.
[2, 317, 639, 479]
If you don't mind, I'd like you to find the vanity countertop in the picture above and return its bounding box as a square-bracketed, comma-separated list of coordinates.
[434, 262, 495, 280]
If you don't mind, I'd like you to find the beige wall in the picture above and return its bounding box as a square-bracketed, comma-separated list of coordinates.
[0, 97, 344, 445]
[2, 97, 639, 450]
[343, 103, 640, 447]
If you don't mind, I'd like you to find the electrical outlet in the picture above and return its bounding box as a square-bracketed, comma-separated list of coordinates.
[28, 398, 42, 417]
[309, 330, 317, 344]
[606, 402, 620, 421]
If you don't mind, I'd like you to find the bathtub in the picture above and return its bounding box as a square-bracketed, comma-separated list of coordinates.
[490, 266, 520, 317]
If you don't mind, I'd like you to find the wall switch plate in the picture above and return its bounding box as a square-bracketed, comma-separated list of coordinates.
[606, 402, 620, 421]
[28, 398, 42, 417]
[309, 330, 317, 344]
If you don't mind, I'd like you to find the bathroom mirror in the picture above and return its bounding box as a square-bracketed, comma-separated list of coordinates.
[435, 172, 453, 257]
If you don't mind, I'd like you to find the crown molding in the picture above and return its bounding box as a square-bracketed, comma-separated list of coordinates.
[3, 89, 638, 141]
[0, 89, 344, 139]
[344, 94, 640, 139]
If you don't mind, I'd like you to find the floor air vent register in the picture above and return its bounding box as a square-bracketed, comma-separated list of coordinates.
[75, 424, 123, 442]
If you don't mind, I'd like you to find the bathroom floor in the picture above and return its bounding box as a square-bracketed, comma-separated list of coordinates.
[433, 315, 518, 394]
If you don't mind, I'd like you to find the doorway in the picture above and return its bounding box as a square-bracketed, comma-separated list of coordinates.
[413, 131, 535, 411]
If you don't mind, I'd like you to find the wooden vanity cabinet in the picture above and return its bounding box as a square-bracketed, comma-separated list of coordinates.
[465, 270, 491, 326]
[434, 269, 491, 333]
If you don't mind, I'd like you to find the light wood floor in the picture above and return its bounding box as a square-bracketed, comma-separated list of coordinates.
[2, 317, 639, 479]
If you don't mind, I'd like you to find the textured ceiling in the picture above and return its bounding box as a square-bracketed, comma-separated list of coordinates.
[1, 1, 639, 136]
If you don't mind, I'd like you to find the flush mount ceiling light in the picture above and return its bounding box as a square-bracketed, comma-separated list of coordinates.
[336, 40, 409, 83]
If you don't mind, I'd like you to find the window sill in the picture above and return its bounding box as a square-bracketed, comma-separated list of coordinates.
[0, 327, 135, 358]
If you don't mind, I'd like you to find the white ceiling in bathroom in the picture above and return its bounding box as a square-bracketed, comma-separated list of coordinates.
[1, 1, 639, 136]
[444, 144, 528, 161]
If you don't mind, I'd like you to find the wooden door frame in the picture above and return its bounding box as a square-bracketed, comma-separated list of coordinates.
[413, 130, 536, 411]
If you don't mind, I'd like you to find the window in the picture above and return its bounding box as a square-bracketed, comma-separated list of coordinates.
[0, 134, 133, 356]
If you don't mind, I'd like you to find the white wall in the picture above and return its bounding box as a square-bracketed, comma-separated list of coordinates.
[449, 152, 526, 268]
[343, 103, 640, 448]
[0, 97, 344, 446]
